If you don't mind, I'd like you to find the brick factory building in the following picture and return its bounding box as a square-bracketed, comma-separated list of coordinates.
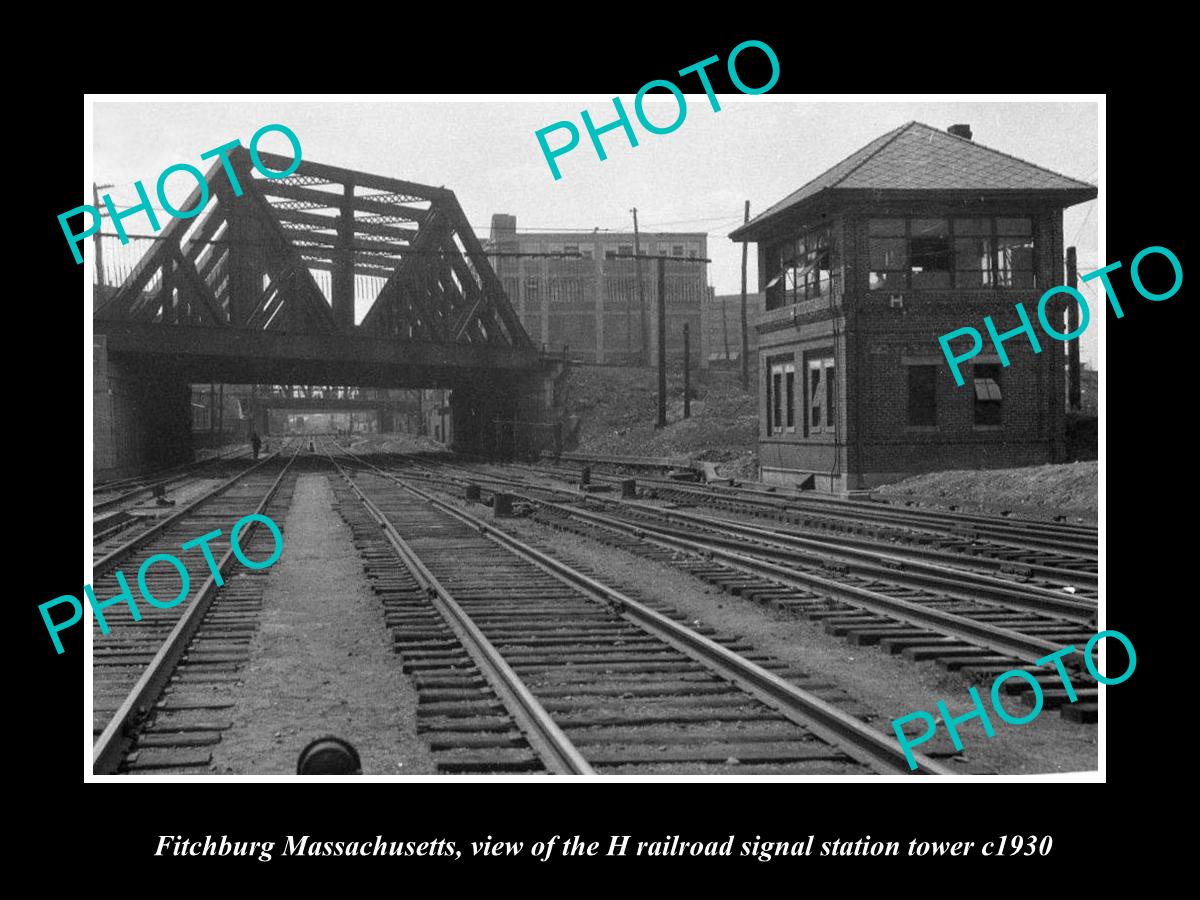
[731, 121, 1096, 492]
[488, 215, 707, 366]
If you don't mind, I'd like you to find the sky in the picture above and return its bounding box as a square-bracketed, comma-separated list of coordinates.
[92, 98, 1100, 365]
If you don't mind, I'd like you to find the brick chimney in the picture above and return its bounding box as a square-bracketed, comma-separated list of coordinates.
[489, 213, 517, 243]
[948, 124, 973, 141]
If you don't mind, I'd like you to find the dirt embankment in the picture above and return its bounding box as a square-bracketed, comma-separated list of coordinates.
[875, 461, 1098, 522]
[567, 364, 759, 480]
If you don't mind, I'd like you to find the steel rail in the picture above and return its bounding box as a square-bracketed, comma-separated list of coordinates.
[580, 498, 1097, 622]
[344, 449, 952, 776]
[652, 482, 1101, 554]
[93, 444, 291, 578]
[326, 449, 595, 776]
[524, 496, 1081, 667]
[669, 504, 1098, 591]
[92, 449, 299, 774]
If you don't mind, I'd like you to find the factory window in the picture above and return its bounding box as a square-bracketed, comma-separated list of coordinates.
[525, 277, 541, 310]
[549, 278, 581, 304]
[907, 365, 938, 427]
[563, 244, 579, 256]
[766, 356, 795, 435]
[672, 244, 685, 257]
[605, 249, 618, 259]
[973, 364, 1003, 426]
[579, 247, 593, 260]
[688, 246, 698, 259]
[618, 244, 633, 257]
[805, 353, 836, 435]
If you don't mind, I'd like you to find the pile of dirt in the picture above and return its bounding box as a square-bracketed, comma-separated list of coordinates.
[566, 364, 759, 479]
[875, 460, 1098, 521]
[349, 433, 445, 454]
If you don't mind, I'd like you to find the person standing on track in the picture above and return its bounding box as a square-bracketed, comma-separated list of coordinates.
[251, 431, 262, 460]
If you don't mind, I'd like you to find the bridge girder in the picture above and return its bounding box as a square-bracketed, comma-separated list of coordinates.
[93, 148, 536, 381]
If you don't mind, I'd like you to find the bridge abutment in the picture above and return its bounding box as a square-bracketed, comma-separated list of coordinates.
[449, 361, 567, 459]
[94, 336, 193, 481]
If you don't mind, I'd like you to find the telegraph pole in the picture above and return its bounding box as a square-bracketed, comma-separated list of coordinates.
[1066, 247, 1081, 411]
[93, 183, 109, 287]
[632, 208, 647, 366]
[740, 200, 750, 391]
[657, 257, 667, 427]
[683, 323, 691, 419]
[721, 294, 730, 361]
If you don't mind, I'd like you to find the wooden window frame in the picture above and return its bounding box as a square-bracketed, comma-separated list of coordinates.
[766, 355, 795, 436]
[870, 217, 1038, 291]
[803, 351, 836, 437]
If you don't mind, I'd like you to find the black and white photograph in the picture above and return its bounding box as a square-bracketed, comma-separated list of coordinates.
[78, 95, 1107, 782]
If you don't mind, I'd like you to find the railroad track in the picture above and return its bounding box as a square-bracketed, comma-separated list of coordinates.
[382, 454, 1097, 597]
[93, 448, 268, 549]
[361, 453, 1101, 725]
[93, 444, 253, 513]
[528, 459, 1098, 572]
[324, 442, 949, 775]
[478, 458, 1099, 591]
[92, 449, 300, 774]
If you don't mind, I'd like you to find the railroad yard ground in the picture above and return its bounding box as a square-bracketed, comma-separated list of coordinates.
[875, 461, 1098, 524]
[207, 473, 438, 775]
[92, 429, 1100, 777]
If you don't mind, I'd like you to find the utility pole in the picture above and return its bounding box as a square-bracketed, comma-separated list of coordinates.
[93, 183, 107, 287]
[683, 323, 691, 419]
[625, 269, 633, 360]
[740, 200, 750, 391]
[721, 294, 730, 361]
[632, 208, 647, 366]
[1066, 247, 1081, 411]
[657, 257, 667, 427]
